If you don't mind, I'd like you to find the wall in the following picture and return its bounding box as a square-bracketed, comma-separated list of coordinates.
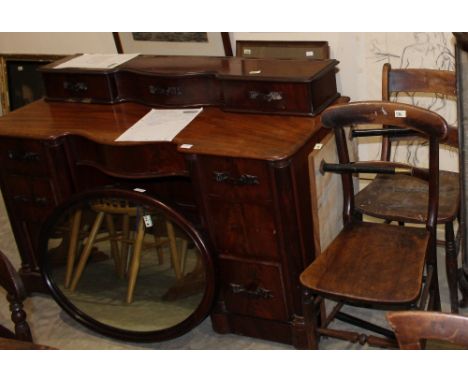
[0, 32, 458, 170]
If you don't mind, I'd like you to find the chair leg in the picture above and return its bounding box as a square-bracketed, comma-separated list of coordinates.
[302, 288, 320, 349]
[126, 217, 146, 304]
[64, 209, 82, 289]
[428, 238, 442, 311]
[70, 211, 105, 292]
[6, 293, 32, 342]
[445, 222, 459, 313]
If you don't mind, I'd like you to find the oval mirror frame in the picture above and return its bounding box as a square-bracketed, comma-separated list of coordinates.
[39, 188, 215, 342]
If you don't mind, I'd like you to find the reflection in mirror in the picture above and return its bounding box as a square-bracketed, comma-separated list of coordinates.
[45, 196, 206, 333]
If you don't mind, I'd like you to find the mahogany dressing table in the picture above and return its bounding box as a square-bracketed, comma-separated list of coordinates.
[0, 54, 343, 348]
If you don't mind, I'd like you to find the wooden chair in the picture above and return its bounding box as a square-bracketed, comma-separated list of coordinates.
[387, 311, 468, 349]
[0, 250, 32, 343]
[0, 250, 55, 349]
[66, 199, 184, 304]
[352, 64, 460, 313]
[300, 101, 446, 349]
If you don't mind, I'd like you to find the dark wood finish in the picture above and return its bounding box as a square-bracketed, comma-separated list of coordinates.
[0, 250, 32, 342]
[236, 40, 329, 60]
[220, 32, 233, 57]
[39, 55, 339, 116]
[454, 34, 468, 308]
[387, 311, 468, 349]
[300, 101, 446, 349]
[353, 63, 461, 313]
[0, 94, 342, 346]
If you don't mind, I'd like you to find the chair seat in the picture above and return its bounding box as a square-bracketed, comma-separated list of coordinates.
[300, 221, 430, 305]
[354, 171, 459, 223]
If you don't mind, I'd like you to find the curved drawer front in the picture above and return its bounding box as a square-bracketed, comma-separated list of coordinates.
[116, 72, 221, 107]
[70, 138, 187, 178]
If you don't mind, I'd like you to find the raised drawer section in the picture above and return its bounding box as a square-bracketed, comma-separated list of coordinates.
[219, 256, 288, 321]
[0, 139, 48, 176]
[3, 174, 55, 221]
[42, 72, 117, 103]
[69, 137, 187, 178]
[200, 156, 272, 202]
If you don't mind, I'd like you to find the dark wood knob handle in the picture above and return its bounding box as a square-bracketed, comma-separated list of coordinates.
[248, 91, 283, 102]
[229, 282, 273, 299]
[63, 81, 88, 93]
[213, 172, 259, 185]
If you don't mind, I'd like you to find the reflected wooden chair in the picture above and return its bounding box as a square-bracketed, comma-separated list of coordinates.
[352, 64, 460, 312]
[387, 311, 468, 349]
[300, 101, 446, 349]
[65, 199, 184, 304]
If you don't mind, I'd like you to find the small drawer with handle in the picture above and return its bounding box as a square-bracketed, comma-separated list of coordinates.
[0, 139, 48, 176]
[218, 256, 289, 321]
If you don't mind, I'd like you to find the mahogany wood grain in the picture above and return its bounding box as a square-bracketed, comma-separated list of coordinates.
[0, 96, 347, 346]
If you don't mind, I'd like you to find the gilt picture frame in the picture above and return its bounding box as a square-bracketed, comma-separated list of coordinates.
[0, 54, 64, 115]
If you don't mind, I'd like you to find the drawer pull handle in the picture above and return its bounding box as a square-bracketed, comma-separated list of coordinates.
[34, 197, 48, 206]
[63, 81, 88, 93]
[13, 195, 30, 203]
[248, 91, 283, 102]
[149, 85, 182, 96]
[7, 150, 40, 162]
[213, 172, 259, 186]
[229, 283, 273, 299]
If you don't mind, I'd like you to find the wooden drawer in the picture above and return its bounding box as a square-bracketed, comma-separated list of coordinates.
[69, 137, 187, 178]
[0, 139, 48, 176]
[200, 156, 272, 203]
[42, 72, 118, 103]
[116, 72, 221, 107]
[3, 174, 55, 221]
[207, 199, 279, 260]
[219, 257, 288, 321]
[222, 81, 311, 115]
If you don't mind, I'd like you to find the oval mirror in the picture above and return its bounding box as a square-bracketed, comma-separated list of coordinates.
[39, 188, 215, 341]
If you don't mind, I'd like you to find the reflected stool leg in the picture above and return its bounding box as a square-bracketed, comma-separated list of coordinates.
[126, 217, 146, 304]
[105, 214, 123, 278]
[64, 209, 82, 289]
[166, 220, 182, 280]
[120, 214, 130, 276]
[70, 211, 105, 292]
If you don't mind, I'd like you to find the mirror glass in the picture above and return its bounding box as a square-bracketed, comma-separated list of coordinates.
[42, 192, 212, 336]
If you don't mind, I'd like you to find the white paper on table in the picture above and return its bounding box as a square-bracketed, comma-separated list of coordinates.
[54, 53, 139, 69]
[115, 108, 203, 142]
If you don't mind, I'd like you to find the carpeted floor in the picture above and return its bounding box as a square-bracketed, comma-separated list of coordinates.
[0, 189, 466, 349]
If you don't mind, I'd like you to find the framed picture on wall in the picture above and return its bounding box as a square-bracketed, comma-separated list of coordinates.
[0, 54, 64, 114]
[113, 32, 233, 57]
